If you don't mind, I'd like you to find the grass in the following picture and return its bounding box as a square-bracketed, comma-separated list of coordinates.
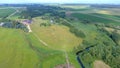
[0, 27, 66, 68]
[1, 6, 118, 68]
[92, 13, 120, 25]
[0, 8, 16, 18]
[71, 13, 120, 25]
[69, 21, 99, 43]
[31, 17, 82, 51]
[0, 26, 80, 68]
[0, 27, 39, 68]
[25, 32, 80, 68]
[91, 13, 120, 22]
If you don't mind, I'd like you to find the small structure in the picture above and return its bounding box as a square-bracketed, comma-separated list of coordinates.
[50, 19, 54, 23]
[21, 20, 32, 32]
[0, 22, 4, 27]
[22, 20, 32, 25]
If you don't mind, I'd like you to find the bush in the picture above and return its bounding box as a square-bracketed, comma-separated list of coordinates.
[70, 27, 86, 38]
[2, 21, 28, 32]
[110, 31, 120, 45]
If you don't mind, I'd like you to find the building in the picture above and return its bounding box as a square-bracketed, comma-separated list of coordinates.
[22, 20, 32, 25]
[0, 23, 4, 27]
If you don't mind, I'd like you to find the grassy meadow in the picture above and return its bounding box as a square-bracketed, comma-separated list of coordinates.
[0, 26, 80, 68]
[0, 27, 39, 68]
[31, 17, 82, 51]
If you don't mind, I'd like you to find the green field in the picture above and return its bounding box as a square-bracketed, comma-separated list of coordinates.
[0, 8, 16, 18]
[0, 26, 80, 68]
[0, 28, 39, 68]
[31, 17, 82, 51]
[71, 13, 120, 25]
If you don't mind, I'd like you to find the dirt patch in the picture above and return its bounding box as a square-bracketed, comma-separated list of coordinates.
[94, 60, 110, 68]
[54, 64, 74, 68]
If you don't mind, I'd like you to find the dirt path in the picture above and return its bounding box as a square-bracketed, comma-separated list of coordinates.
[64, 51, 70, 68]
[33, 33, 48, 46]
[27, 25, 32, 32]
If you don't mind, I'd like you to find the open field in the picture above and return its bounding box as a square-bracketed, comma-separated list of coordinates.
[60, 5, 90, 9]
[0, 8, 16, 18]
[71, 13, 120, 25]
[0, 27, 39, 68]
[94, 60, 110, 68]
[0, 27, 80, 68]
[31, 17, 82, 51]
[98, 8, 120, 15]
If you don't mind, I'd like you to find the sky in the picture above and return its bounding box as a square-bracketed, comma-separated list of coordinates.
[0, 0, 120, 4]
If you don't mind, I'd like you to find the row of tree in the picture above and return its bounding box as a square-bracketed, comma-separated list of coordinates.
[1, 21, 28, 32]
[74, 24, 120, 68]
[20, 5, 66, 19]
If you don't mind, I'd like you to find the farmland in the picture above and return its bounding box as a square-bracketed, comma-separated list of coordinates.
[71, 13, 120, 25]
[0, 8, 16, 18]
[0, 4, 120, 68]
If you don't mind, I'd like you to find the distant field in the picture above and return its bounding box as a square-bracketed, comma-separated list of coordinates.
[0, 8, 16, 18]
[60, 5, 90, 9]
[31, 17, 82, 51]
[99, 8, 120, 15]
[71, 13, 120, 25]
[91, 13, 120, 22]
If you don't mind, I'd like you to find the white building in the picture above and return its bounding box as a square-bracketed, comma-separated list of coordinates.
[0, 23, 4, 26]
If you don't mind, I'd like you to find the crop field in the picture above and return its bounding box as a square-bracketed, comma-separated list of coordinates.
[71, 13, 120, 25]
[98, 8, 120, 15]
[60, 5, 89, 9]
[92, 13, 120, 21]
[0, 8, 16, 18]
